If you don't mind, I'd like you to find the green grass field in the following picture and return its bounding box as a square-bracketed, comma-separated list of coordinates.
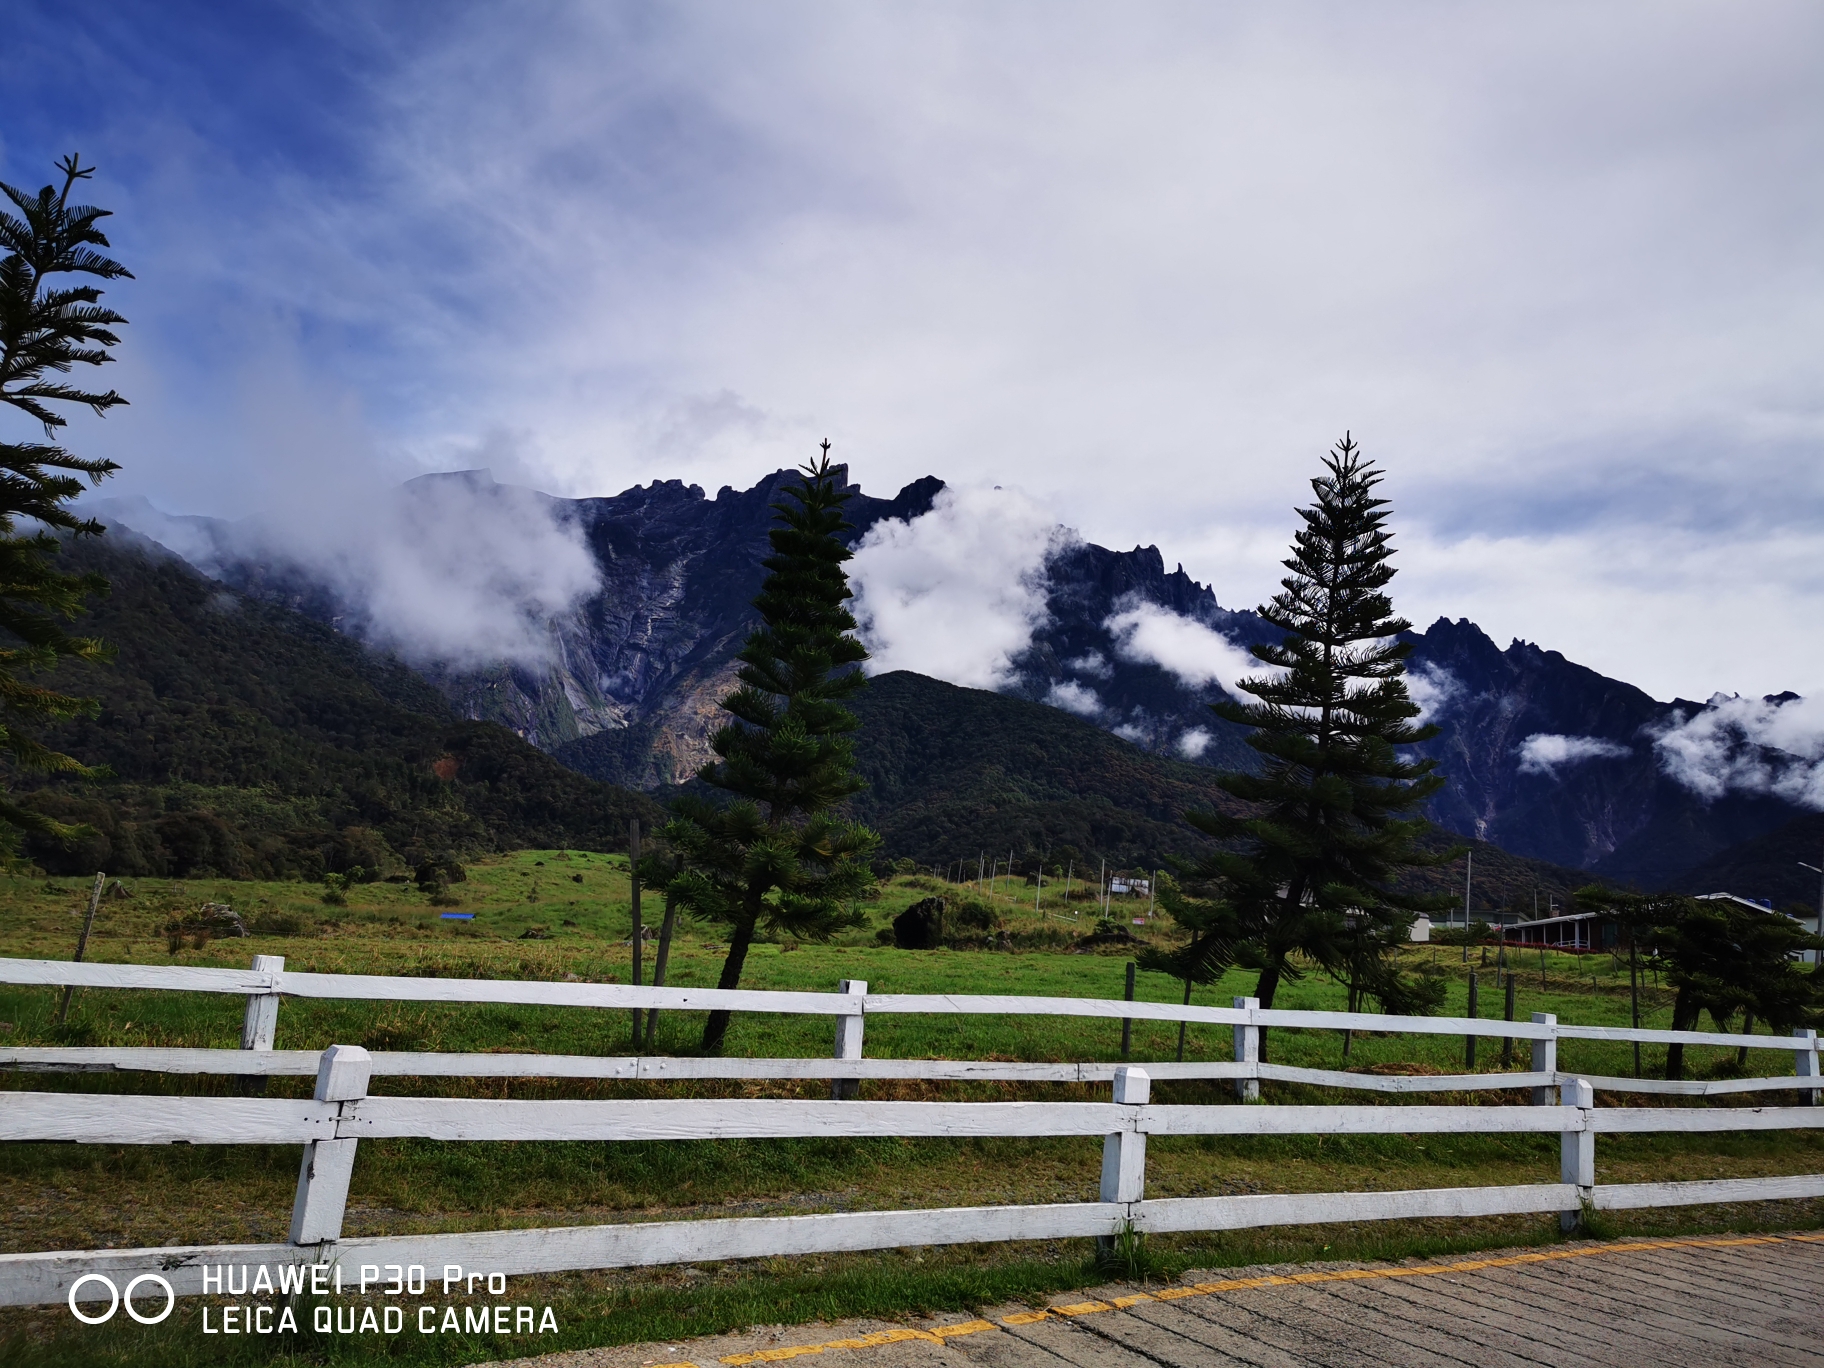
[3, 853, 1820, 1367]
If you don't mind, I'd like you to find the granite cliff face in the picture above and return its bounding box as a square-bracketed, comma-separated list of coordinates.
[96, 468, 1813, 888]
[1398, 621, 1802, 885]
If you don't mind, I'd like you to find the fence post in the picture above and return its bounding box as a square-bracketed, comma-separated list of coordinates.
[1796, 1029, 1820, 1106]
[1530, 1013, 1558, 1106]
[289, 1044, 371, 1247]
[628, 821, 643, 1046]
[1465, 971, 1479, 1070]
[1121, 961, 1135, 1059]
[1560, 1076, 1594, 1232]
[1097, 1065, 1149, 1257]
[1232, 996, 1260, 1101]
[1501, 973, 1516, 1067]
[237, 954, 284, 1096]
[831, 979, 867, 1101]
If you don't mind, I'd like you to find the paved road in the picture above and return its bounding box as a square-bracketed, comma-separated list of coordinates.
[492, 1232, 1824, 1368]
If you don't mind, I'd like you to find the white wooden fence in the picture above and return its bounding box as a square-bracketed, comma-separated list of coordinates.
[1, 954, 1821, 1308]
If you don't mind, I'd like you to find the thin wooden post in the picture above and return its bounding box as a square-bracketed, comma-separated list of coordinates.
[237, 954, 284, 1096]
[1501, 971, 1516, 1067]
[289, 1044, 371, 1246]
[643, 866, 679, 1051]
[1465, 971, 1478, 1070]
[1120, 961, 1135, 1059]
[1531, 1012, 1558, 1106]
[628, 822, 643, 1045]
[831, 979, 867, 1101]
[1629, 938, 1642, 1078]
[53, 873, 106, 1027]
[1796, 1028, 1820, 1107]
[1232, 996, 1260, 1101]
[1560, 1076, 1594, 1232]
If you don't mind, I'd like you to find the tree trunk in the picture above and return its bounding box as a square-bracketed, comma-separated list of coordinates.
[700, 911, 759, 1055]
[1665, 989, 1698, 1080]
[1176, 977, 1192, 1062]
[1254, 961, 1282, 1063]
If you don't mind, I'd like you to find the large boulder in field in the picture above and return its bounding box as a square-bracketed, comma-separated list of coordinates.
[892, 897, 946, 949]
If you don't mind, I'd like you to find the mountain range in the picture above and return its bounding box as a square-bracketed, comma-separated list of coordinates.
[87, 469, 1824, 904]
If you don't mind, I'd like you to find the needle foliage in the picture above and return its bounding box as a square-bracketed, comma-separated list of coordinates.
[0, 154, 131, 844]
[666, 446, 880, 1052]
[1175, 434, 1455, 1022]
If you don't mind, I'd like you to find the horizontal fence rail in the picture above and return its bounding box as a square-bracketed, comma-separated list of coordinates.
[6, 1048, 1818, 1099]
[4, 954, 1823, 1308]
[4, 954, 1818, 1051]
[2, 1055, 1823, 1307]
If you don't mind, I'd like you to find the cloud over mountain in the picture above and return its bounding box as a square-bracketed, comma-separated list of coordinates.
[1652, 693, 1824, 811]
[849, 485, 1077, 690]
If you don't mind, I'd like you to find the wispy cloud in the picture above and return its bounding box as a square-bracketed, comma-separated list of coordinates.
[1516, 733, 1632, 777]
[1104, 599, 1258, 695]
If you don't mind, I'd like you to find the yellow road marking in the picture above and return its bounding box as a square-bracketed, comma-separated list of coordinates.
[716, 1232, 1818, 1364]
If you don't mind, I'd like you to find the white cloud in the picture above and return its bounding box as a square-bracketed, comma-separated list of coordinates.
[1177, 727, 1213, 759]
[1045, 680, 1103, 717]
[34, 5, 1824, 703]
[1651, 694, 1824, 810]
[1406, 662, 1465, 723]
[849, 485, 1075, 689]
[106, 473, 600, 669]
[1516, 733, 1633, 776]
[1112, 722, 1148, 745]
[1065, 649, 1113, 680]
[1104, 599, 1258, 696]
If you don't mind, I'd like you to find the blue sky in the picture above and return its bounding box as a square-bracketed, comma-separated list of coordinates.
[4, 1, 1822, 700]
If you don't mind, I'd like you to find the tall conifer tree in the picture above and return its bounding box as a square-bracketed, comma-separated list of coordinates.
[665, 446, 879, 1053]
[1184, 434, 1453, 1018]
[0, 155, 130, 841]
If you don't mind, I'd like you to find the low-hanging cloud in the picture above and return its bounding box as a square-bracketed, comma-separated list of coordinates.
[1103, 599, 1258, 697]
[1045, 680, 1103, 717]
[1177, 727, 1213, 759]
[849, 485, 1076, 689]
[1406, 662, 1464, 723]
[108, 472, 601, 669]
[1652, 693, 1824, 810]
[1516, 733, 1632, 776]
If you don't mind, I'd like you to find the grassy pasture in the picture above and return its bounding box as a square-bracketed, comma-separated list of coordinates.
[3, 853, 1821, 1365]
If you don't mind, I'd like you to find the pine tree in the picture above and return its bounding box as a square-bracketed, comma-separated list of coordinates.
[0, 155, 131, 842]
[665, 446, 879, 1053]
[1184, 434, 1454, 1023]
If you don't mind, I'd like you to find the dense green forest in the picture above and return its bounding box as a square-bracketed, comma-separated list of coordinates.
[15, 532, 661, 878]
[840, 671, 1588, 905]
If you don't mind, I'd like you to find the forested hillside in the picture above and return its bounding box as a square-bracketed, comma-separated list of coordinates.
[837, 671, 1589, 906]
[16, 532, 661, 878]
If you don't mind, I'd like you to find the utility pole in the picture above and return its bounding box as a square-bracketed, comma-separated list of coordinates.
[1462, 850, 1473, 963]
[1801, 853, 1824, 966]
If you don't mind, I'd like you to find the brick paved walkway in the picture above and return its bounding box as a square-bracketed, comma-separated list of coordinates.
[487, 1232, 1824, 1368]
